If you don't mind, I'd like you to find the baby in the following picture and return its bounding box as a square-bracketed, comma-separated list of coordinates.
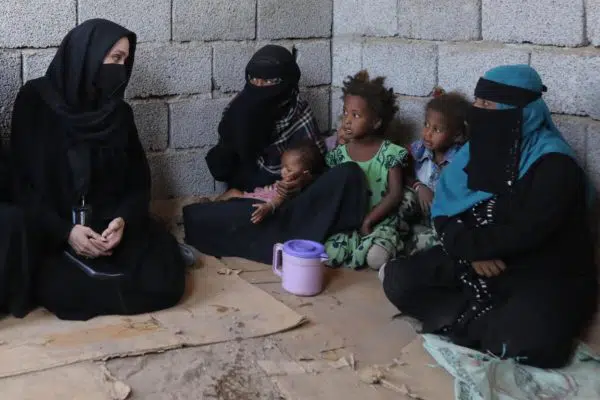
[217, 141, 325, 224]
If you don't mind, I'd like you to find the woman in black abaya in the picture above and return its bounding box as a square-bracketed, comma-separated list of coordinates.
[0, 151, 32, 318]
[185, 45, 368, 264]
[10, 19, 186, 321]
[382, 65, 598, 368]
[206, 44, 325, 192]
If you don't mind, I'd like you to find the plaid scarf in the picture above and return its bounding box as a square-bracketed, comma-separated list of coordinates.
[256, 94, 325, 175]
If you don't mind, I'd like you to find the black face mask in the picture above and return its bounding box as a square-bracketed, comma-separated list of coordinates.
[94, 64, 128, 101]
[465, 105, 522, 194]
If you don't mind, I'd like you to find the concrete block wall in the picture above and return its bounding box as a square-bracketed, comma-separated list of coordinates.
[3, 1, 600, 199]
[0, 0, 333, 199]
[332, 0, 600, 189]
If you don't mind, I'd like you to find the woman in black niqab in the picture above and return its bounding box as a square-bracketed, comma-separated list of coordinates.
[10, 19, 186, 321]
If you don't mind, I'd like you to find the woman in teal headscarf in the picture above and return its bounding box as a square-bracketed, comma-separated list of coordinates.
[381, 65, 598, 368]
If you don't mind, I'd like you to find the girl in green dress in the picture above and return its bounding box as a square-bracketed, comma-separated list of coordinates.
[325, 70, 408, 270]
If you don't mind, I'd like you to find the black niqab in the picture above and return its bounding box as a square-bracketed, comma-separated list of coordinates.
[465, 106, 522, 194]
[206, 45, 301, 182]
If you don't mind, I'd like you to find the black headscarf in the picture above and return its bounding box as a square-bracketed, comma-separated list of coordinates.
[31, 19, 137, 199]
[206, 45, 301, 181]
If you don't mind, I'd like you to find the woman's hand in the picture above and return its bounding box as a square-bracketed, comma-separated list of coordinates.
[276, 171, 310, 199]
[68, 225, 111, 258]
[415, 183, 434, 215]
[471, 259, 506, 278]
[99, 217, 125, 250]
[251, 203, 273, 224]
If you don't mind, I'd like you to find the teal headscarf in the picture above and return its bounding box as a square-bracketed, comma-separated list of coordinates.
[431, 65, 578, 218]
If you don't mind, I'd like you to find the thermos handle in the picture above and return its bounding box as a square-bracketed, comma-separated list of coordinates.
[272, 243, 284, 277]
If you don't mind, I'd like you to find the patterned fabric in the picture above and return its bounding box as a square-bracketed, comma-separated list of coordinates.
[422, 334, 600, 400]
[256, 95, 325, 175]
[324, 140, 409, 268]
[410, 139, 462, 191]
[440, 197, 499, 331]
[325, 140, 408, 209]
[407, 223, 441, 255]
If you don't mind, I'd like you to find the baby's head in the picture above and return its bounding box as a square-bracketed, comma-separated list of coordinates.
[340, 70, 398, 141]
[280, 141, 325, 182]
[422, 90, 470, 153]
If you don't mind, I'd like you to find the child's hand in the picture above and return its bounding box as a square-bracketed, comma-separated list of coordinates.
[415, 184, 434, 215]
[251, 203, 273, 224]
[336, 126, 348, 145]
[360, 218, 374, 236]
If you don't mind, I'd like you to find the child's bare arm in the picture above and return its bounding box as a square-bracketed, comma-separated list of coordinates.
[361, 166, 404, 233]
[250, 192, 287, 224]
[270, 192, 286, 209]
[216, 188, 244, 202]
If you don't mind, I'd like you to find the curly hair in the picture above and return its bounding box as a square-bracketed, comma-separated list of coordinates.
[342, 70, 398, 135]
[426, 91, 470, 143]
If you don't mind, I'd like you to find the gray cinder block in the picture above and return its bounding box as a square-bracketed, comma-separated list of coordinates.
[22, 49, 57, 83]
[213, 41, 257, 93]
[330, 87, 344, 131]
[127, 42, 212, 98]
[173, 0, 256, 41]
[257, 0, 333, 39]
[78, 0, 171, 42]
[482, 0, 585, 47]
[553, 114, 589, 167]
[362, 39, 437, 96]
[149, 149, 216, 198]
[130, 100, 169, 152]
[438, 43, 529, 99]
[587, 1, 600, 46]
[295, 40, 331, 87]
[0, 0, 75, 48]
[0, 51, 21, 136]
[395, 95, 430, 143]
[398, 0, 480, 41]
[334, 0, 397, 37]
[585, 119, 600, 191]
[300, 87, 331, 132]
[332, 38, 362, 87]
[531, 48, 600, 119]
[169, 96, 231, 149]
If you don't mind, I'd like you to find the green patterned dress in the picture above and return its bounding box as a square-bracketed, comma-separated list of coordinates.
[324, 140, 409, 269]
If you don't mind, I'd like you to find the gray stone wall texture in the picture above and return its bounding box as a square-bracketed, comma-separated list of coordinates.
[332, 0, 600, 195]
[1, 1, 600, 200]
[0, 0, 333, 199]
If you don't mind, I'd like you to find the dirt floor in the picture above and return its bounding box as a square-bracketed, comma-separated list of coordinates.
[106, 258, 420, 400]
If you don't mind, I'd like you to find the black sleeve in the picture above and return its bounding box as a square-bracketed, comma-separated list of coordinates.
[114, 110, 151, 225]
[10, 84, 73, 246]
[434, 154, 585, 261]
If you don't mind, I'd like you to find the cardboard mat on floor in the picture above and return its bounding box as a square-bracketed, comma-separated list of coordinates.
[0, 256, 306, 379]
[0, 363, 131, 400]
[268, 337, 453, 400]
